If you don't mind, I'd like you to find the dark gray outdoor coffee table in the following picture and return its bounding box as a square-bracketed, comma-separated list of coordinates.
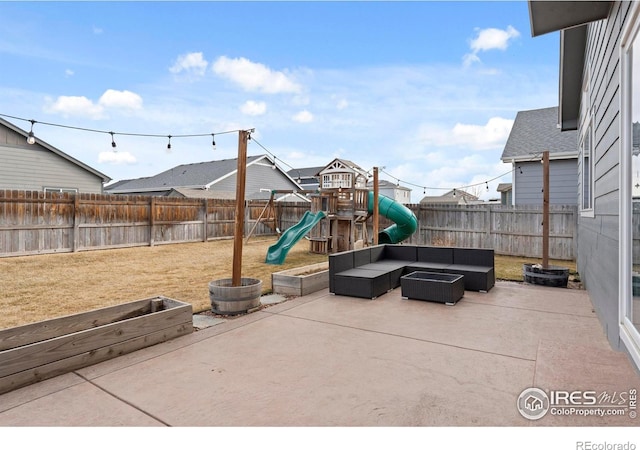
[400, 271, 464, 305]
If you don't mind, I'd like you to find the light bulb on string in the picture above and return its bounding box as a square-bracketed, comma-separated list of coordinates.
[110, 132, 117, 150]
[26, 120, 36, 145]
[211, 134, 216, 150]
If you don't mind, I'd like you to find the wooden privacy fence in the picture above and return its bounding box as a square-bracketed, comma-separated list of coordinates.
[0, 190, 578, 260]
[412, 203, 577, 260]
[0, 190, 287, 257]
[364, 203, 577, 260]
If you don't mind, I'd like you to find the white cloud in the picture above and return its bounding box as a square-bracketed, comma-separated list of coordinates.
[44, 89, 143, 119]
[336, 99, 349, 110]
[64, 69, 74, 77]
[463, 25, 520, 67]
[292, 110, 313, 123]
[170, 52, 208, 76]
[419, 117, 514, 151]
[240, 100, 267, 116]
[98, 151, 137, 164]
[212, 56, 301, 94]
[44, 95, 104, 119]
[98, 89, 143, 110]
[92, 26, 103, 35]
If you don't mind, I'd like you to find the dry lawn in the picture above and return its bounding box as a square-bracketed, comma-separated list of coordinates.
[0, 237, 326, 329]
[0, 239, 578, 330]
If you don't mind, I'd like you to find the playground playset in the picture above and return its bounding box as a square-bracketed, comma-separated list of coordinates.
[266, 158, 417, 264]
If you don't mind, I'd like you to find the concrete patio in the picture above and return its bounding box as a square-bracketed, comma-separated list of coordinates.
[0, 281, 638, 427]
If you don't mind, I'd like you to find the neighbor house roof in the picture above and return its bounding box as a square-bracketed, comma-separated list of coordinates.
[0, 117, 111, 184]
[497, 183, 512, 193]
[106, 154, 297, 194]
[366, 179, 412, 191]
[420, 189, 479, 204]
[501, 106, 578, 163]
[288, 166, 324, 180]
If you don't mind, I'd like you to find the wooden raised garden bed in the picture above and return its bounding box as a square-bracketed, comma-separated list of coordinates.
[272, 262, 329, 296]
[0, 296, 193, 395]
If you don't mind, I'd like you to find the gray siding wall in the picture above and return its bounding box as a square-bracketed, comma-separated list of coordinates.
[212, 160, 299, 195]
[577, 1, 630, 348]
[514, 159, 578, 205]
[0, 127, 104, 194]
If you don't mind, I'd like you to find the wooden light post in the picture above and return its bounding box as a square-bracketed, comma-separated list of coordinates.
[542, 150, 550, 269]
[373, 167, 379, 246]
[232, 129, 250, 286]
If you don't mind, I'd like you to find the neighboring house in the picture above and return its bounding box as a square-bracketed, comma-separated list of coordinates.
[529, 1, 640, 371]
[501, 106, 578, 205]
[0, 117, 111, 194]
[366, 179, 412, 204]
[106, 154, 303, 200]
[287, 166, 324, 191]
[497, 183, 513, 206]
[420, 189, 480, 205]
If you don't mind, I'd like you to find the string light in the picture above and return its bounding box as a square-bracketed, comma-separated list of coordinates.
[211, 133, 216, 150]
[167, 135, 172, 150]
[26, 120, 36, 145]
[0, 112, 242, 150]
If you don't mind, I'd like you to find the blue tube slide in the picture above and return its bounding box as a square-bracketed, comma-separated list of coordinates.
[367, 191, 418, 244]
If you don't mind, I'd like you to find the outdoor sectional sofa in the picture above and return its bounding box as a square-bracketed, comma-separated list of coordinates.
[329, 244, 495, 300]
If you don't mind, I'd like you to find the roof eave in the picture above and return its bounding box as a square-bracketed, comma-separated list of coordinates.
[528, 1, 612, 37]
[559, 25, 588, 131]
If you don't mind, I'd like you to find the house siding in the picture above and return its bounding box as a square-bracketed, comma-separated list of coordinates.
[577, 1, 631, 349]
[514, 159, 578, 205]
[0, 127, 105, 194]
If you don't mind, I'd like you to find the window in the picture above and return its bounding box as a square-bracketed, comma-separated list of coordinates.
[581, 125, 593, 210]
[44, 187, 78, 194]
[620, 2, 640, 368]
[322, 173, 351, 189]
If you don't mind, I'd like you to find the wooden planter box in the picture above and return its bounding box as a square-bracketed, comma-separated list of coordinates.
[0, 296, 193, 395]
[272, 262, 329, 296]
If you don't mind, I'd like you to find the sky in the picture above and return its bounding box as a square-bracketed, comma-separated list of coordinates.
[0, 0, 561, 203]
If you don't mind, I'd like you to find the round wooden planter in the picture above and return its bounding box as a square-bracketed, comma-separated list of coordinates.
[209, 278, 263, 315]
[523, 264, 569, 288]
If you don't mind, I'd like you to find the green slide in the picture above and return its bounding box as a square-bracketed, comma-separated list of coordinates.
[368, 191, 418, 244]
[265, 210, 327, 265]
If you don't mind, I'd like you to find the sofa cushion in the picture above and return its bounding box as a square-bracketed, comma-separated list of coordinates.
[405, 262, 452, 273]
[417, 246, 453, 264]
[370, 245, 386, 263]
[383, 245, 417, 262]
[445, 264, 495, 292]
[353, 247, 371, 267]
[453, 248, 494, 267]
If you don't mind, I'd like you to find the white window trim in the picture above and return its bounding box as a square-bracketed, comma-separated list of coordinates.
[580, 64, 595, 217]
[619, 0, 640, 370]
[44, 187, 78, 194]
[580, 122, 596, 217]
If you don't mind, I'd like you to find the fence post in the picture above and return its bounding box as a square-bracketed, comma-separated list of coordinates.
[72, 193, 80, 252]
[149, 196, 155, 247]
[485, 206, 492, 247]
[202, 198, 208, 242]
